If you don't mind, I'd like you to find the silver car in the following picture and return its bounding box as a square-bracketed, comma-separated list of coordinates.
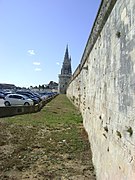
[4, 94, 34, 106]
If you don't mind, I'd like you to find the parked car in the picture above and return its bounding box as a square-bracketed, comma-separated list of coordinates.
[0, 92, 5, 99]
[4, 94, 34, 106]
[38, 92, 51, 100]
[32, 92, 46, 101]
[16, 91, 41, 105]
[0, 90, 12, 97]
[45, 92, 55, 98]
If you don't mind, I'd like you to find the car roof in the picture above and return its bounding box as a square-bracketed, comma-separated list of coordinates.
[7, 93, 27, 97]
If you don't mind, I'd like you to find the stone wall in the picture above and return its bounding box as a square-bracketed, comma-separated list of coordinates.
[67, 0, 135, 179]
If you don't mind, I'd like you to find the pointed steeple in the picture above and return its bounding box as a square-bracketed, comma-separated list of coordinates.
[58, 45, 72, 94]
[61, 45, 72, 75]
[69, 56, 72, 74]
[64, 44, 69, 62]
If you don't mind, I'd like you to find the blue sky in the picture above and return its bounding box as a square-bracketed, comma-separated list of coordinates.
[0, 0, 101, 88]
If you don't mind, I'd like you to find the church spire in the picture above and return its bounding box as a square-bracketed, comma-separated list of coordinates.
[64, 44, 69, 62]
[58, 45, 72, 94]
[61, 45, 72, 75]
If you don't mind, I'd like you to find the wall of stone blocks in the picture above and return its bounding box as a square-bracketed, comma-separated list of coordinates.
[67, 0, 135, 179]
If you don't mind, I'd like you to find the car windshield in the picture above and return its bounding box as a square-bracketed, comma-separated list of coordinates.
[17, 92, 33, 98]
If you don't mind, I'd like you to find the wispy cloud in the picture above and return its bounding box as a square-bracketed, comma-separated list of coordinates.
[35, 68, 42, 71]
[27, 49, 36, 55]
[56, 62, 60, 65]
[33, 62, 40, 65]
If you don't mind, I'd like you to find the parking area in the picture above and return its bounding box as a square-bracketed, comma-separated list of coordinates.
[0, 99, 5, 107]
[0, 90, 58, 109]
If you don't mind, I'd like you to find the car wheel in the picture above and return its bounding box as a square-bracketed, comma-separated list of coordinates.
[24, 102, 30, 106]
[5, 101, 11, 106]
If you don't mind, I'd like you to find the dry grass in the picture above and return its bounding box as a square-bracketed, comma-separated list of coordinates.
[0, 94, 96, 180]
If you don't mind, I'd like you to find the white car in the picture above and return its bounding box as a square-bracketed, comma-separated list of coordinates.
[4, 94, 34, 106]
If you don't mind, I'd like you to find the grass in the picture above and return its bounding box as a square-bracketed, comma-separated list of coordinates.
[2, 94, 82, 127]
[0, 94, 96, 179]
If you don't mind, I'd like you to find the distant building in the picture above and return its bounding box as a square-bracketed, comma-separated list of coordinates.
[48, 81, 58, 90]
[58, 45, 72, 94]
[31, 82, 58, 92]
[0, 83, 16, 89]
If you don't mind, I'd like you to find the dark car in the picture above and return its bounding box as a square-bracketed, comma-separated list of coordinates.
[0, 90, 12, 97]
[17, 90, 41, 100]
[46, 92, 55, 98]
[0, 92, 5, 99]
[16, 91, 40, 105]
[32, 92, 42, 101]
